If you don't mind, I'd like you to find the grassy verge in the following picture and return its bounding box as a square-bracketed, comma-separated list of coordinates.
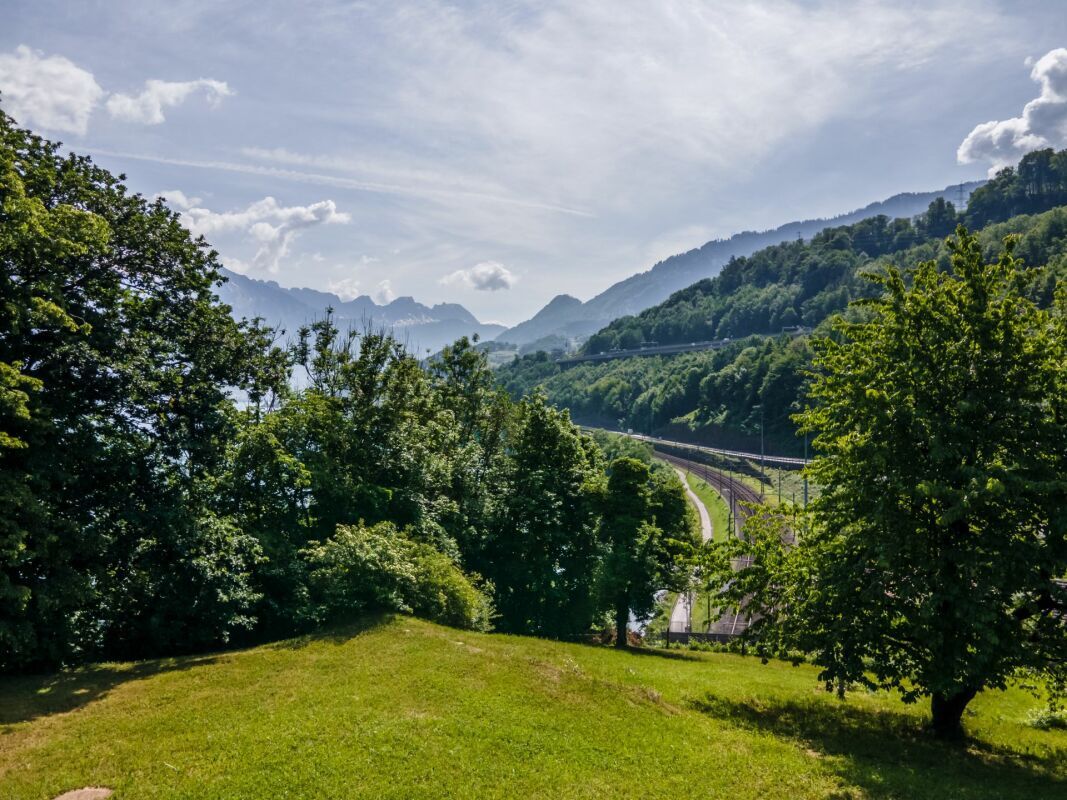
[684, 472, 731, 542]
[1, 616, 1063, 799]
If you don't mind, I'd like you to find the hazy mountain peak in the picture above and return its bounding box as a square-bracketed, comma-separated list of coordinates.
[215, 268, 503, 351]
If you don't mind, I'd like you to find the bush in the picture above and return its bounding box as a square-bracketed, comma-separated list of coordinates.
[1024, 706, 1067, 730]
[409, 544, 494, 631]
[301, 521, 493, 631]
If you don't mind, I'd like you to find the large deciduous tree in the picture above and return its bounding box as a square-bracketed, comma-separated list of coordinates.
[726, 228, 1066, 738]
[598, 457, 695, 648]
[0, 108, 278, 668]
[483, 392, 603, 637]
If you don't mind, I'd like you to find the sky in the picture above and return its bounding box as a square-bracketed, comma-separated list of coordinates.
[3, 1, 1067, 326]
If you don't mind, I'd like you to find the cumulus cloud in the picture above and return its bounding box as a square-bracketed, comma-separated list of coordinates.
[0, 45, 233, 133]
[106, 78, 233, 124]
[373, 280, 396, 304]
[164, 194, 349, 274]
[440, 261, 517, 291]
[328, 276, 362, 300]
[0, 45, 103, 134]
[958, 48, 1067, 173]
[154, 189, 202, 209]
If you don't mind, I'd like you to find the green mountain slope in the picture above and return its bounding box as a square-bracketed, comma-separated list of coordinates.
[2, 616, 1063, 799]
[496, 149, 1067, 453]
[495, 182, 986, 347]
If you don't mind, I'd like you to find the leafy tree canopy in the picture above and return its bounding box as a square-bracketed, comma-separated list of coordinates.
[711, 228, 1067, 739]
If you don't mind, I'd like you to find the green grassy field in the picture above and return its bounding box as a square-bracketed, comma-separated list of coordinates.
[2, 617, 1064, 799]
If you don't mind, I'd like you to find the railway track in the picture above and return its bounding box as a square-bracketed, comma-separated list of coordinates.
[657, 448, 762, 638]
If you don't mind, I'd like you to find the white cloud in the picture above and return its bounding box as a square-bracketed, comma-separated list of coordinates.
[0, 45, 103, 134]
[0, 45, 233, 133]
[440, 261, 517, 291]
[373, 280, 396, 304]
[328, 276, 362, 300]
[163, 194, 349, 274]
[370, 1, 1001, 211]
[106, 78, 232, 124]
[154, 189, 201, 209]
[958, 48, 1067, 173]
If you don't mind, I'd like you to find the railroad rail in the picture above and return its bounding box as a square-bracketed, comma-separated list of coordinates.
[659, 449, 762, 641]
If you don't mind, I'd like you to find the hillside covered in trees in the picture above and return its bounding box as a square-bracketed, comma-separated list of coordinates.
[497, 148, 1067, 453]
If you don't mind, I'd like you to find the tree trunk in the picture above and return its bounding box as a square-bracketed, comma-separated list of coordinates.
[930, 687, 978, 740]
[615, 600, 629, 649]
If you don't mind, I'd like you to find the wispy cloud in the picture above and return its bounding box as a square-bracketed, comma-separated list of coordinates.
[373, 280, 396, 304]
[328, 276, 362, 300]
[89, 147, 594, 217]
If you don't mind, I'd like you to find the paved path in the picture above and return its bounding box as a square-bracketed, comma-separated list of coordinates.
[675, 466, 713, 543]
[669, 466, 713, 633]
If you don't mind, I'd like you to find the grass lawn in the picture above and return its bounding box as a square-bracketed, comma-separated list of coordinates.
[684, 472, 730, 542]
[1, 616, 1064, 799]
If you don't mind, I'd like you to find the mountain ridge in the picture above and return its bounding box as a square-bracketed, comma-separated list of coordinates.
[495, 180, 984, 346]
[216, 268, 504, 354]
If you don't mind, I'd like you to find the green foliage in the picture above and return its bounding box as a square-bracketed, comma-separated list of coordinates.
[302, 521, 493, 631]
[588, 428, 654, 464]
[479, 392, 604, 637]
[0, 107, 270, 670]
[710, 229, 1067, 737]
[597, 457, 697, 645]
[964, 147, 1067, 229]
[499, 335, 813, 453]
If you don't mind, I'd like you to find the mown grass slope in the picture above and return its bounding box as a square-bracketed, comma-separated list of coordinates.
[1, 616, 1064, 799]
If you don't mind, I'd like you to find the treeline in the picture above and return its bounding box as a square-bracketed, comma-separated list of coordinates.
[583, 148, 1067, 356]
[0, 111, 696, 672]
[498, 172, 1067, 451]
[498, 335, 812, 454]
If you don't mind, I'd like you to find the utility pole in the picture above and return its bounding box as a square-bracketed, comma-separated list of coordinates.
[760, 404, 765, 498]
[803, 433, 809, 509]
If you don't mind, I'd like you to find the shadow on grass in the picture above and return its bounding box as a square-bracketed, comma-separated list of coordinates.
[614, 645, 704, 662]
[262, 613, 391, 651]
[0, 615, 393, 728]
[0, 653, 222, 728]
[690, 693, 1066, 800]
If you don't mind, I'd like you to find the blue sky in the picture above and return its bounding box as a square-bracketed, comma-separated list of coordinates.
[3, 1, 1067, 325]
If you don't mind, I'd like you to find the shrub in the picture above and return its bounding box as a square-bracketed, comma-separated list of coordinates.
[1024, 707, 1067, 731]
[301, 521, 493, 631]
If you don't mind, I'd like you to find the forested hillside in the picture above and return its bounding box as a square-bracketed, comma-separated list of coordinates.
[497, 149, 1067, 453]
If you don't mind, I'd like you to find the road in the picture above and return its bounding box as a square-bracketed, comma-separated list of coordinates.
[660, 450, 760, 639]
[668, 465, 713, 634]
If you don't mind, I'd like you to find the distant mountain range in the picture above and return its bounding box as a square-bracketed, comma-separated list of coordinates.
[495, 181, 984, 347]
[216, 269, 506, 355]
